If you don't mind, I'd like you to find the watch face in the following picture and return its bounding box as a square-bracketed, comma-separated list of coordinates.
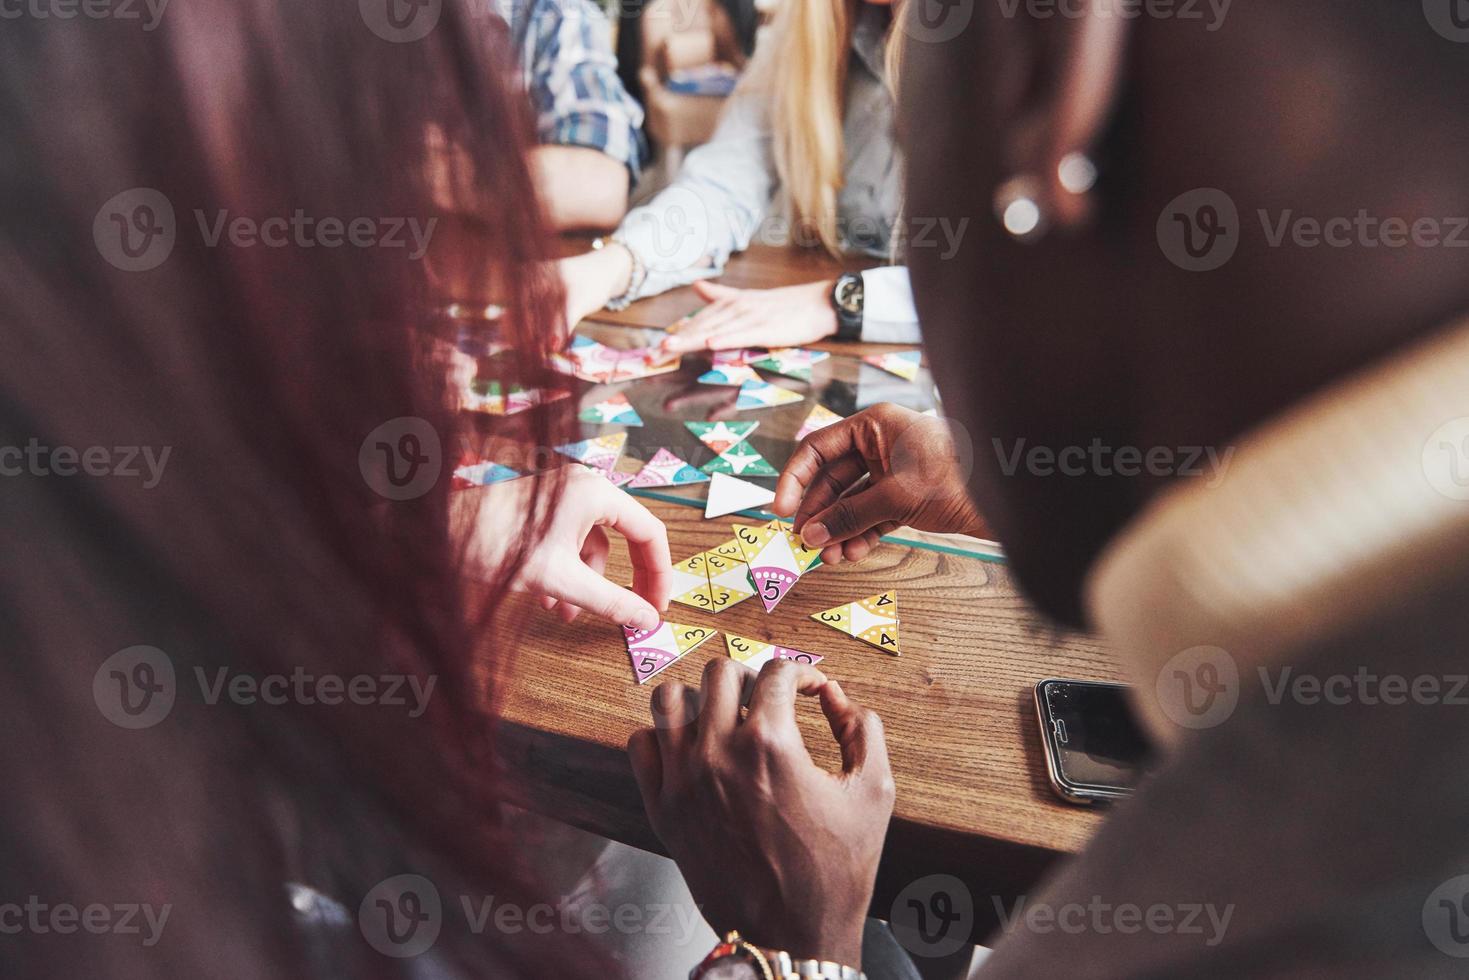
[836, 276, 863, 313]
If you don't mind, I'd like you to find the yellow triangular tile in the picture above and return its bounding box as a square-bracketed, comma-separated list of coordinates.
[671, 623, 718, 654]
[704, 548, 756, 612]
[724, 633, 772, 665]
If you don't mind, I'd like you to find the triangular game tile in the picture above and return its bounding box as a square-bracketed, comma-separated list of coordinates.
[452, 460, 519, 489]
[685, 420, 758, 454]
[724, 633, 824, 671]
[623, 621, 716, 684]
[702, 547, 756, 612]
[734, 380, 804, 410]
[670, 552, 716, 612]
[629, 448, 710, 488]
[730, 519, 783, 562]
[702, 443, 778, 477]
[811, 591, 901, 655]
[795, 404, 845, 442]
[556, 432, 627, 473]
[861, 350, 923, 382]
[704, 472, 776, 519]
[747, 528, 802, 613]
[697, 363, 760, 387]
[580, 391, 644, 426]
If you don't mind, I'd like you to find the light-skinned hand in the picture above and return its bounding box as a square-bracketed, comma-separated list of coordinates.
[659, 279, 838, 353]
[462, 465, 672, 629]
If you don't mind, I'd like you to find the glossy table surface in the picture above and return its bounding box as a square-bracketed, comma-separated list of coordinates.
[488, 242, 1121, 938]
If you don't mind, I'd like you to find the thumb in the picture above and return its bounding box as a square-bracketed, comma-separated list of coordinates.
[692, 279, 738, 302]
[540, 561, 661, 630]
[820, 681, 893, 790]
[802, 480, 910, 549]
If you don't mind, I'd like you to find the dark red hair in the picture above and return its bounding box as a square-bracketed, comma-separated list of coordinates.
[0, 0, 592, 974]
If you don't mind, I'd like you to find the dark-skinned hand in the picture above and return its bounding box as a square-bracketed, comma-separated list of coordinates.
[774, 403, 988, 565]
[627, 658, 894, 969]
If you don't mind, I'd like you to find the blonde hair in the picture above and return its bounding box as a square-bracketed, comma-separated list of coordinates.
[769, 0, 904, 256]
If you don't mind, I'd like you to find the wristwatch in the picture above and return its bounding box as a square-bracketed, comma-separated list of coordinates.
[830, 273, 864, 341]
[689, 931, 866, 980]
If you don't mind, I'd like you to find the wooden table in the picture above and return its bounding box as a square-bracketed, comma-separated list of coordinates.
[493, 243, 1122, 941]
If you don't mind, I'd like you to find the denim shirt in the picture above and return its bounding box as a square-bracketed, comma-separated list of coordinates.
[616, 4, 921, 343]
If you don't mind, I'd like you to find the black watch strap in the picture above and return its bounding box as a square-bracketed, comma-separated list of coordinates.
[831, 273, 863, 341]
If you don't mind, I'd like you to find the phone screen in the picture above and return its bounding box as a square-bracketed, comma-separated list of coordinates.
[1039, 681, 1153, 792]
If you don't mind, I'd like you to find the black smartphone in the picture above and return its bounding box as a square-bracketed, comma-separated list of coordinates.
[1034, 679, 1154, 805]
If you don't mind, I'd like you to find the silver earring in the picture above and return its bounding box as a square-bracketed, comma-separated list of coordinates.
[993, 175, 1047, 242]
[1058, 151, 1098, 195]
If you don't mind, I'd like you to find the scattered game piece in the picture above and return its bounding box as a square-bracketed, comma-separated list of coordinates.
[703, 547, 757, 612]
[704, 472, 776, 519]
[555, 432, 627, 474]
[462, 379, 570, 415]
[735, 380, 803, 410]
[697, 363, 760, 387]
[748, 348, 830, 382]
[670, 552, 716, 612]
[685, 420, 758, 454]
[862, 350, 923, 382]
[787, 529, 822, 573]
[701, 442, 778, 477]
[812, 591, 901, 655]
[609, 347, 682, 383]
[451, 460, 519, 489]
[629, 448, 710, 488]
[555, 336, 682, 384]
[623, 621, 717, 684]
[746, 526, 803, 613]
[580, 391, 644, 426]
[795, 404, 845, 441]
[730, 520, 782, 562]
[724, 634, 824, 671]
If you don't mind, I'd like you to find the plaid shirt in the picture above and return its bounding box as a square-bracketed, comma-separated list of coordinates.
[503, 0, 646, 180]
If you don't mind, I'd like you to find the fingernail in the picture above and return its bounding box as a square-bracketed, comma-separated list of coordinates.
[803, 522, 830, 547]
[635, 608, 661, 630]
